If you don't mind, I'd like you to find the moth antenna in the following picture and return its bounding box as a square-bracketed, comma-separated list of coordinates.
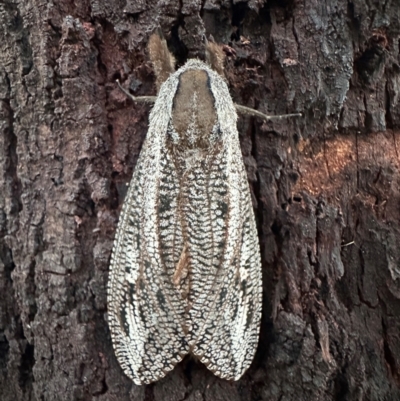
[205, 41, 226, 78]
[148, 31, 176, 92]
[116, 81, 302, 121]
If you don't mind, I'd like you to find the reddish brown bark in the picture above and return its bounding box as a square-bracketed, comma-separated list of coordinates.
[1, 1, 400, 400]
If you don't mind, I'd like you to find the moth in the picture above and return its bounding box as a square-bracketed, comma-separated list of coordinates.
[108, 33, 299, 385]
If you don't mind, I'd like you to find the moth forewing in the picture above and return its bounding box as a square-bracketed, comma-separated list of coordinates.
[108, 57, 262, 384]
[107, 72, 189, 385]
[185, 81, 262, 378]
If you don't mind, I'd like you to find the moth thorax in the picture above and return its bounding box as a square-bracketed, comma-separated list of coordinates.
[171, 69, 218, 150]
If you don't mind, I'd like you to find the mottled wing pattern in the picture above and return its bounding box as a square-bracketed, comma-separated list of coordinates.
[181, 144, 230, 338]
[187, 137, 262, 379]
[108, 60, 262, 384]
[107, 130, 189, 385]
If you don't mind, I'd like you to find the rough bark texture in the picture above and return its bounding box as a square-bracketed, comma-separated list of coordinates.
[1, 0, 400, 400]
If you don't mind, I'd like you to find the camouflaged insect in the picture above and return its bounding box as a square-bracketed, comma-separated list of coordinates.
[107, 34, 262, 385]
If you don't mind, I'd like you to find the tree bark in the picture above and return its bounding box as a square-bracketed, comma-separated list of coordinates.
[1, 0, 400, 400]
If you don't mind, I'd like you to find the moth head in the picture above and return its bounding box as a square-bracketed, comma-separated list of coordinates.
[148, 33, 230, 149]
[118, 34, 300, 130]
[147, 32, 226, 92]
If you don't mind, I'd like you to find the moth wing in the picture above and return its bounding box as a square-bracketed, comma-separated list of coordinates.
[188, 142, 262, 380]
[107, 135, 189, 385]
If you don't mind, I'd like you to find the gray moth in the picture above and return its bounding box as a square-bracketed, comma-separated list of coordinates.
[107, 34, 263, 385]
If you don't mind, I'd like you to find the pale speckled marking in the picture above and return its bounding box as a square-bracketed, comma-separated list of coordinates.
[107, 60, 262, 384]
